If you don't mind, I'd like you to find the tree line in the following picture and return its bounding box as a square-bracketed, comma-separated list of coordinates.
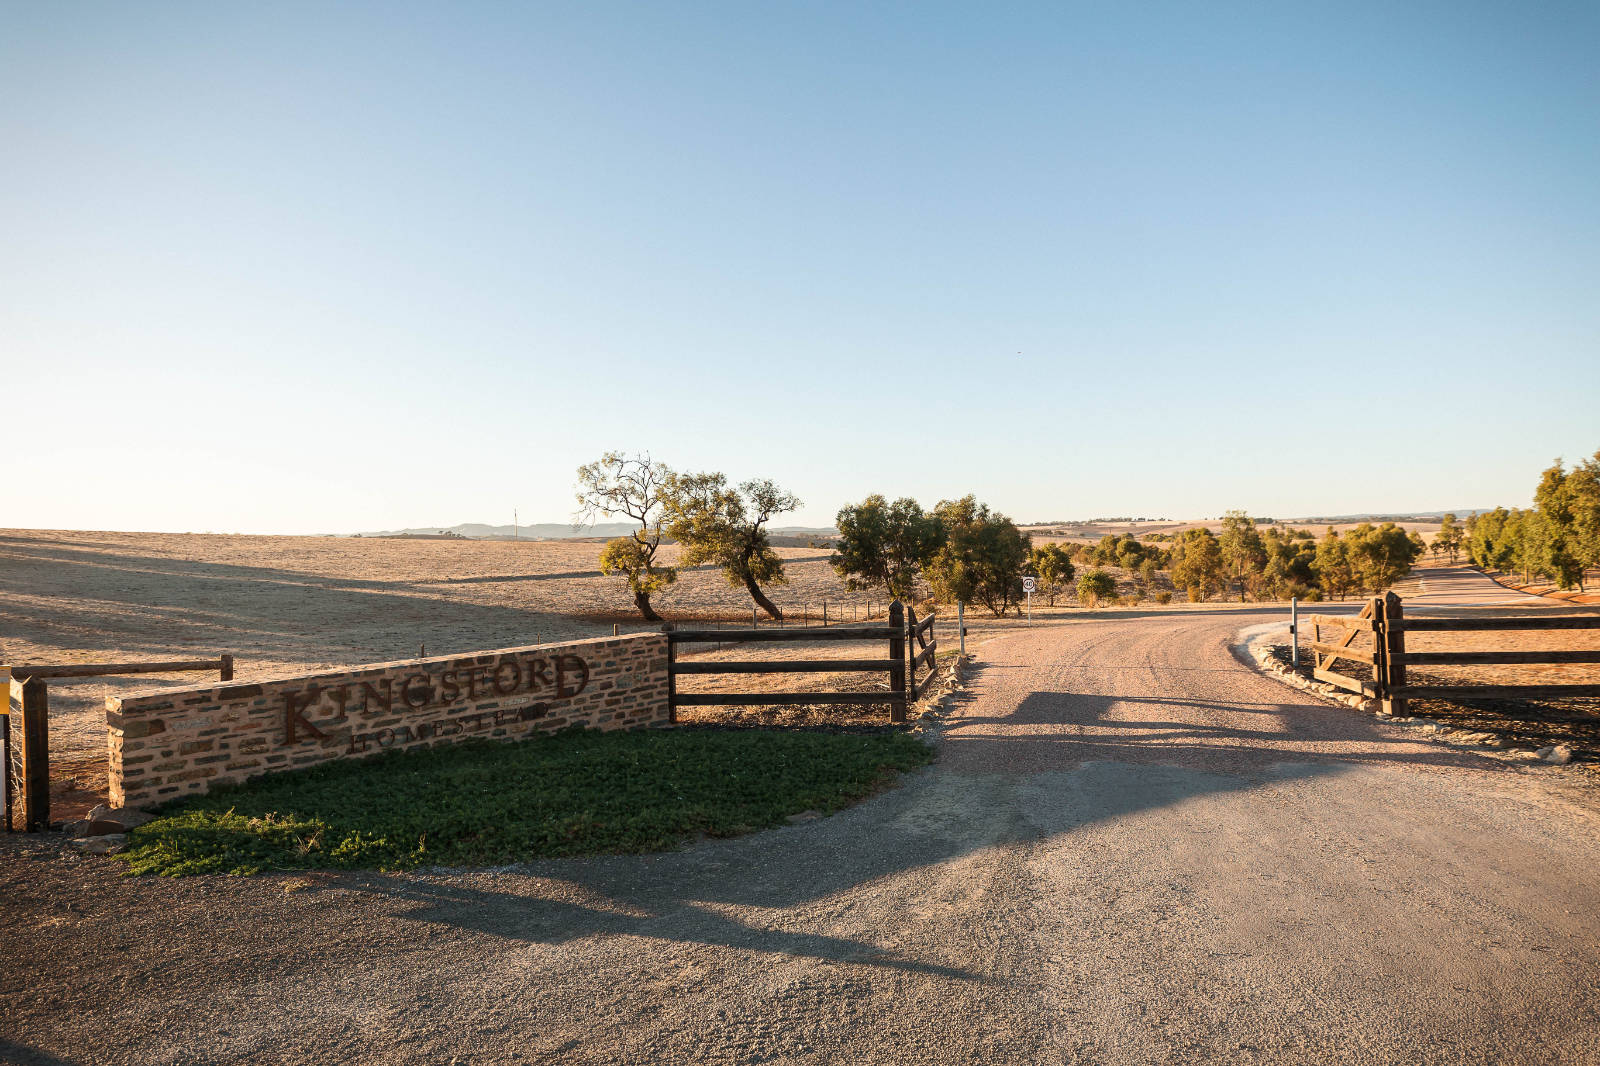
[575, 452, 1429, 620]
[1153, 512, 1424, 603]
[1464, 451, 1600, 589]
[1047, 512, 1425, 603]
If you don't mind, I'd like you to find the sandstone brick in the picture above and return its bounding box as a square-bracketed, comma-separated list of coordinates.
[119, 719, 167, 739]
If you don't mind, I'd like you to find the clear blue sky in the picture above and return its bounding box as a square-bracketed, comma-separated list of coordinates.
[5, 3, 1597, 533]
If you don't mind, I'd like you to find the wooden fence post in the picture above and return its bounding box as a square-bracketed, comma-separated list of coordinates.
[1382, 591, 1407, 718]
[1368, 596, 1386, 708]
[220, 654, 234, 682]
[1, 676, 10, 831]
[889, 601, 906, 723]
[18, 679, 49, 832]
[661, 623, 677, 724]
[904, 604, 918, 696]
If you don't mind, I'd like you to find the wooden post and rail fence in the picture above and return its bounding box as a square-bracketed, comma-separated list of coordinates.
[1304, 593, 1600, 716]
[2, 655, 233, 833]
[7, 606, 953, 832]
[664, 599, 942, 724]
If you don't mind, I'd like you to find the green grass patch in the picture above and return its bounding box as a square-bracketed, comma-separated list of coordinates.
[117, 726, 933, 876]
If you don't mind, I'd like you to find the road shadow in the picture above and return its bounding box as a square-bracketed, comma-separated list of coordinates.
[0, 1038, 84, 1066]
[337, 749, 1343, 981]
[943, 685, 1501, 777]
[340, 870, 985, 983]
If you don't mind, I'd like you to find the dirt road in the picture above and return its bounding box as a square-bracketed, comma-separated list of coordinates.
[5, 606, 1600, 1065]
[1393, 563, 1560, 608]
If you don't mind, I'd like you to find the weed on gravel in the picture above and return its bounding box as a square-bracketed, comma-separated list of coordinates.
[116, 726, 933, 876]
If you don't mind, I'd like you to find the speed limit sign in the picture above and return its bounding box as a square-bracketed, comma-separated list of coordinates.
[1021, 576, 1037, 594]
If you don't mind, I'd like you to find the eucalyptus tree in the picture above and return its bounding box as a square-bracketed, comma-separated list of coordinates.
[831, 495, 945, 602]
[1170, 527, 1225, 603]
[1030, 543, 1076, 606]
[1435, 513, 1465, 564]
[925, 496, 1031, 616]
[575, 451, 677, 622]
[665, 472, 800, 619]
[1219, 510, 1266, 602]
[1312, 529, 1357, 601]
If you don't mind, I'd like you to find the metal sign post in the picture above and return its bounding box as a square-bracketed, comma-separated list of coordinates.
[1022, 576, 1036, 625]
[1290, 597, 1299, 671]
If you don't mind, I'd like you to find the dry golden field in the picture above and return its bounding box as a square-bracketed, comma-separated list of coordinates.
[3, 527, 1271, 814]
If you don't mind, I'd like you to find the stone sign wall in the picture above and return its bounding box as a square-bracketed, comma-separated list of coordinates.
[107, 633, 670, 809]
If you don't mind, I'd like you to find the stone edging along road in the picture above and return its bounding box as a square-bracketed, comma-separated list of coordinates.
[1238, 622, 1579, 769]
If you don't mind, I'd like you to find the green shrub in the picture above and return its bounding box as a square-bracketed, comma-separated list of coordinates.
[1076, 569, 1117, 607]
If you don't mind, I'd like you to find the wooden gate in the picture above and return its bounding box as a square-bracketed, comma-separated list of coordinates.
[1308, 598, 1383, 700]
[1305, 593, 1600, 715]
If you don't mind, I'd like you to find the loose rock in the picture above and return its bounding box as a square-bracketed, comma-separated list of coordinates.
[88, 803, 153, 829]
[70, 805, 153, 836]
[67, 834, 127, 856]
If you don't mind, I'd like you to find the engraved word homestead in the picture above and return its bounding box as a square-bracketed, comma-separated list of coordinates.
[106, 633, 671, 808]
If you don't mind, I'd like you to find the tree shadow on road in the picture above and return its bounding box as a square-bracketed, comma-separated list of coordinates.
[943, 696, 1504, 779]
[337, 745, 1342, 982]
[0, 1038, 84, 1066]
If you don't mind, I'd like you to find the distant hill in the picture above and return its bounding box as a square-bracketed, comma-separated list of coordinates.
[1025, 509, 1494, 529]
[356, 522, 839, 541]
[1286, 509, 1492, 523]
[358, 522, 635, 540]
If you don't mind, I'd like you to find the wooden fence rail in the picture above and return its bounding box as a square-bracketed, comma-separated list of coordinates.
[1395, 616, 1600, 632]
[10, 655, 233, 681]
[1304, 594, 1600, 714]
[666, 601, 941, 723]
[907, 606, 940, 700]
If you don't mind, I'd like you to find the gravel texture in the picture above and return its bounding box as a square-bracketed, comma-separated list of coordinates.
[5, 606, 1600, 1065]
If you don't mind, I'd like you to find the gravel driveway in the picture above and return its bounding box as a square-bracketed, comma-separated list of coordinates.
[5, 607, 1600, 1065]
